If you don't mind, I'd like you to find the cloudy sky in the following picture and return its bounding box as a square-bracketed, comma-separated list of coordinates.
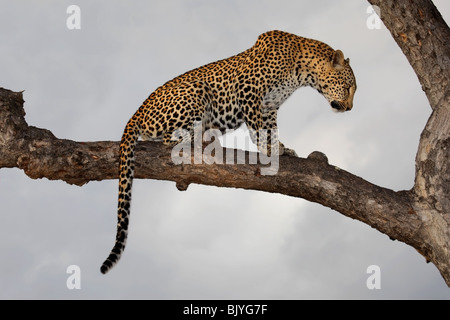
[1, 0, 449, 299]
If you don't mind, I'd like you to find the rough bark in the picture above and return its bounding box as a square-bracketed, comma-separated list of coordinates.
[367, 0, 450, 286]
[0, 0, 449, 286]
[368, 0, 450, 112]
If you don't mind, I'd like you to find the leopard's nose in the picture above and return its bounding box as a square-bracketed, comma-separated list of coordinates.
[331, 101, 345, 111]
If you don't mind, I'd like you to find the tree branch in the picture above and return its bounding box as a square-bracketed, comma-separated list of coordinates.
[2, 87, 448, 284]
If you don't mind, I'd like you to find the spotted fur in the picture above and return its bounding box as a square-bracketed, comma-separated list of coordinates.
[100, 30, 356, 274]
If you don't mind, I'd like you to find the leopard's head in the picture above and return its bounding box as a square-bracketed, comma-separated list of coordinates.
[318, 50, 356, 112]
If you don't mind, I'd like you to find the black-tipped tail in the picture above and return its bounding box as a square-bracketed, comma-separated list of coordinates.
[101, 117, 139, 274]
[100, 230, 127, 274]
[100, 259, 113, 274]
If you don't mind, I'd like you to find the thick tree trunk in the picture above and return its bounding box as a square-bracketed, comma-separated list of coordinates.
[367, 0, 450, 111]
[0, 0, 448, 286]
[367, 0, 450, 286]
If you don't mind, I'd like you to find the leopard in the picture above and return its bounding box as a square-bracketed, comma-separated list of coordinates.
[100, 30, 356, 274]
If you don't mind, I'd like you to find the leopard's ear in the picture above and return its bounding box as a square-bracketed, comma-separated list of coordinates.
[332, 50, 345, 71]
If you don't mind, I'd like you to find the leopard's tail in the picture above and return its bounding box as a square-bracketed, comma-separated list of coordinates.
[101, 117, 140, 274]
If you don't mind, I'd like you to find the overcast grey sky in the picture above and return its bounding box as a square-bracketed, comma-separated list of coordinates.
[1, 0, 449, 299]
